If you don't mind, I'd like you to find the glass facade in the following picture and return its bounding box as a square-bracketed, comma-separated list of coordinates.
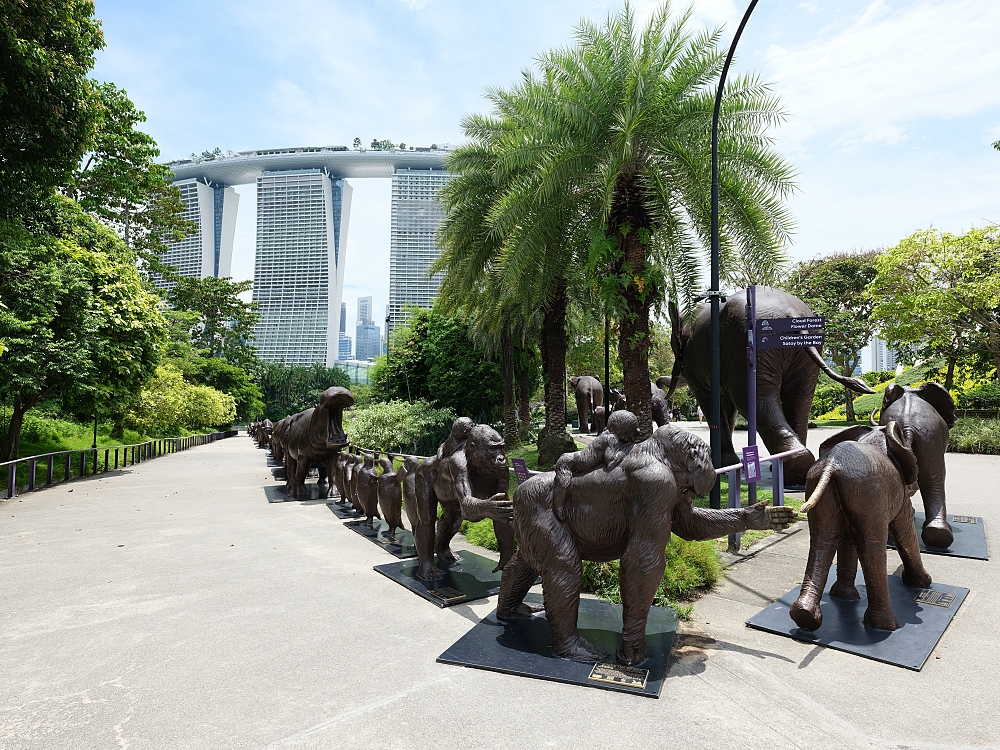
[251, 169, 350, 366]
[388, 167, 452, 331]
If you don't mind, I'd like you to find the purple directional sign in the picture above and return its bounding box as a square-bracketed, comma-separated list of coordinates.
[512, 457, 531, 486]
[756, 316, 824, 334]
[757, 332, 825, 350]
[742, 445, 761, 483]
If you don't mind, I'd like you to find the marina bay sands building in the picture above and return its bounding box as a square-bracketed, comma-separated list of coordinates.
[165, 146, 450, 366]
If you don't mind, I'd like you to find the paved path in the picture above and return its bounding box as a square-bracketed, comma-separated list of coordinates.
[2, 434, 997, 749]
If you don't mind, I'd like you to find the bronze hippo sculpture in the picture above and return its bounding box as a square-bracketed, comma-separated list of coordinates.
[283, 387, 354, 497]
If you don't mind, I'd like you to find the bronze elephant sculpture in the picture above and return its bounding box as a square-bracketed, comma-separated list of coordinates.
[498, 418, 794, 666]
[570, 375, 604, 434]
[878, 382, 956, 548]
[666, 287, 875, 486]
[792, 422, 931, 632]
[413, 421, 514, 581]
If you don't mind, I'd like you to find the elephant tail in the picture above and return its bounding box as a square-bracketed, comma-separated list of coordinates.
[804, 347, 876, 395]
[800, 463, 836, 514]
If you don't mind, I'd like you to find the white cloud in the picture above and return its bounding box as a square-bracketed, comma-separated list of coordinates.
[765, 0, 1000, 152]
[401, 0, 432, 8]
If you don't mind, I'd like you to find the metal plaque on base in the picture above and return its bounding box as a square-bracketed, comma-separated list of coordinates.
[887, 511, 988, 560]
[747, 571, 969, 670]
[437, 594, 676, 698]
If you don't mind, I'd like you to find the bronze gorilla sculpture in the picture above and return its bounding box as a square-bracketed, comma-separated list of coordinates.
[878, 382, 956, 548]
[413, 422, 514, 581]
[666, 287, 875, 486]
[793, 422, 930, 631]
[497, 417, 794, 666]
[283, 387, 354, 496]
[570, 375, 603, 434]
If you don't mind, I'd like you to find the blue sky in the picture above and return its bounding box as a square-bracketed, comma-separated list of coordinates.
[92, 0, 1000, 346]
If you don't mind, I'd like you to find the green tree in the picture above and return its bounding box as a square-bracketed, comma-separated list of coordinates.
[0, 199, 166, 459]
[67, 83, 194, 273]
[353, 137, 362, 149]
[868, 227, 1000, 386]
[191, 357, 264, 424]
[534, 5, 794, 436]
[254, 361, 351, 422]
[167, 276, 259, 366]
[0, 0, 105, 221]
[785, 250, 880, 420]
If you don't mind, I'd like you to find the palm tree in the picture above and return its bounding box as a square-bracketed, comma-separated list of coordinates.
[518, 3, 795, 436]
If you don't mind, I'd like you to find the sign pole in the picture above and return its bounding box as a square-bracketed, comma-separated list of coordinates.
[745, 286, 757, 507]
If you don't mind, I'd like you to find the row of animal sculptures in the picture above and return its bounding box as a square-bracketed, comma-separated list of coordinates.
[248, 419, 274, 449]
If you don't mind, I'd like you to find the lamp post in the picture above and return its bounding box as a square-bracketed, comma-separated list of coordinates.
[710, 0, 759, 509]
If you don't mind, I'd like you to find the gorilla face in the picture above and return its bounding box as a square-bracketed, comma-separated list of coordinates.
[466, 424, 508, 474]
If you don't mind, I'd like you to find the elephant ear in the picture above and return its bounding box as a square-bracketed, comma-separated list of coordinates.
[884, 421, 919, 486]
[882, 383, 905, 412]
[818, 424, 876, 457]
[570, 376, 581, 389]
[915, 382, 956, 428]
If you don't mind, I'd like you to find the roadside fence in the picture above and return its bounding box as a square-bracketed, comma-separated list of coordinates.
[1, 430, 239, 500]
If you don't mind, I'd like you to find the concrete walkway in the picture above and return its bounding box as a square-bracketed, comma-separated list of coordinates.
[2, 434, 997, 749]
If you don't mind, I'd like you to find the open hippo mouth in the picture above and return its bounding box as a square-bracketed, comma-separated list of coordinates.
[319, 386, 354, 448]
[327, 417, 349, 448]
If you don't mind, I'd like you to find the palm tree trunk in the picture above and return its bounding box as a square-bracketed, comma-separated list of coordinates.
[501, 324, 518, 447]
[517, 356, 531, 439]
[537, 285, 575, 466]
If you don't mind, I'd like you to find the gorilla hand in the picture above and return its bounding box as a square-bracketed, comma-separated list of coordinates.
[746, 501, 797, 530]
[462, 492, 514, 523]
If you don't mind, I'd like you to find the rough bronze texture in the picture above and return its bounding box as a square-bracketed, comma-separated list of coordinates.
[356, 453, 380, 526]
[413, 421, 514, 581]
[333, 452, 348, 501]
[270, 415, 292, 470]
[377, 456, 405, 539]
[879, 383, 956, 549]
[497, 419, 794, 666]
[666, 287, 875, 486]
[792, 422, 931, 632]
[283, 387, 355, 497]
[400, 456, 421, 532]
[570, 376, 604, 434]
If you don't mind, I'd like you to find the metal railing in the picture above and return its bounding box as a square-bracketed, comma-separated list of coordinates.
[1, 430, 238, 500]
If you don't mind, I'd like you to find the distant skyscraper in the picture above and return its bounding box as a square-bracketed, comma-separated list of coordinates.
[355, 323, 381, 361]
[340, 302, 347, 334]
[387, 167, 451, 331]
[156, 177, 238, 287]
[338, 332, 352, 360]
[358, 296, 373, 325]
[251, 169, 352, 366]
[870, 337, 898, 372]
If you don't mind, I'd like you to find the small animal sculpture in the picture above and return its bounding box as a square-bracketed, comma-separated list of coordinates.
[570, 375, 604, 433]
[355, 453, 380, 526]
[377, 456, 405, 541]
[666, 288, 875, 486]
[592, 405, 607, 435]
[270, 415, 293, 475]
[438, 417, 474, 460]
[413, 421, 513, 580]
[791, 422, 930, 632]
[878, 382, 956, 548]
[258, 419, 274, 449]
[348, 453, 364, 513]
[498, 418, 794, 665]
[400, 456, 422, 531]
[333, 452, 348, 502]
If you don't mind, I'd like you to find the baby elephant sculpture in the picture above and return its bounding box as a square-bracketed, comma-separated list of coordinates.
[498, 416, 795, 666]
[570, 375, 604, 433]
[792, 422, 931, 632]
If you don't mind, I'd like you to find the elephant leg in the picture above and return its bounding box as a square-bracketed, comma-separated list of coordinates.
[916, 469, 952, 549]
[791, 509, 845, 630]
[575, 393, 589, 433]
[497, 551, 542, 620]
[719, 395, 740, 467]
[317, 464, 328, 490]
[434, 504, 463, 563]
[616, 543, 666, 667]
[830, 538, 860, 601]
[856, 535, 899, 631]
[759, 395, 813, 487]
[890, 502, 932, 588]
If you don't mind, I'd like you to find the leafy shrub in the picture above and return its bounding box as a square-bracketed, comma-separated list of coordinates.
[957, 381, 1000, 410]
[862, 370, 896, 387]
[344, 399, 455, 453]
[949, 418, 1000, 455]
[127, 364, 236, 435]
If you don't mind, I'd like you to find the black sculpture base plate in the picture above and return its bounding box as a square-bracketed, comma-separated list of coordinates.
[374, 550, 503, 607]
[326, 499, 362, 519]
[887, 512, 988, 560]
[746, 571, 968, 670]
[264, 483, 330, 503]
[341, 516, 417, 558]
[437, 594, 677, 698]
